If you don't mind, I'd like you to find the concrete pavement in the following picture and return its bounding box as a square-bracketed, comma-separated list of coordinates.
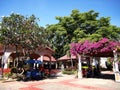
[0, 71, 120, 90]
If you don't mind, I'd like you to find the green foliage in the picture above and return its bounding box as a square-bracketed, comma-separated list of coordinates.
[46, 9, 120, 58]
[10, 67, 18, 73]
[3, 72, 12, 78]
[62, 67, 77, 75]
[0, 10, 120, 60]
[0, 13, 48, 58]
[62, 68, 76, 75]
[62, 70, 75, 75]
[106, 57, 113, 70]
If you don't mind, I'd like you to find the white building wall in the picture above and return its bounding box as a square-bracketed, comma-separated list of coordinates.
[100, 57, 108, 68]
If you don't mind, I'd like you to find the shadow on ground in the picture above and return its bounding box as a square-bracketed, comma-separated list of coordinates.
[94, 73, 115, 80]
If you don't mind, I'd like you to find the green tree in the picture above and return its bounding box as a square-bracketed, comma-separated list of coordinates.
[46, 9, 120, 58]
[0, 13, 48, 66]
[46, 24, 67, 58]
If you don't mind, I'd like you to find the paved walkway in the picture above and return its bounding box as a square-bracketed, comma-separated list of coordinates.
[0, 71, 120, 90]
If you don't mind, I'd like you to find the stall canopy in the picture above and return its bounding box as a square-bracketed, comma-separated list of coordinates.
[58, 54, 76, 61]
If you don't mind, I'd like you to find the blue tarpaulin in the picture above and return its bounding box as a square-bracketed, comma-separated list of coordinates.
[25, 59, 42, 64]
[34, 60, 42, 64]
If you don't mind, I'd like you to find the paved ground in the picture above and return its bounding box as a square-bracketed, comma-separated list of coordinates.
[0, 71, 120, 90]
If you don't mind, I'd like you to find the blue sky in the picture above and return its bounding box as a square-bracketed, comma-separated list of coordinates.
[0, 0, 120, 27]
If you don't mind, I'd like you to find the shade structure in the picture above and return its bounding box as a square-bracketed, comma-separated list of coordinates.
[58, 54, 76, 61]
[43, 56, 56, 62]
[29, 53, 40, 60]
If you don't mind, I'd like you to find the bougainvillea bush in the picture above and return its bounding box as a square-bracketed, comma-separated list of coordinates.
[70, 38, 119, 57]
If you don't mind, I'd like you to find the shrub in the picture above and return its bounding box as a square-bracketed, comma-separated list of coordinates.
[11, 67, 18, 73]
[62, 70, 75, 75]
[3, 72, 13, 79]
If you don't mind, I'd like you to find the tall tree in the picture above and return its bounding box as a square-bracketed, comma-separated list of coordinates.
[46, 9, 120, 58]
[46, 24, 67, 58]
[0, 13, 48, 63]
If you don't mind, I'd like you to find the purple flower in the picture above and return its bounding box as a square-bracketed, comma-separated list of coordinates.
[70, 38, 120, 56]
